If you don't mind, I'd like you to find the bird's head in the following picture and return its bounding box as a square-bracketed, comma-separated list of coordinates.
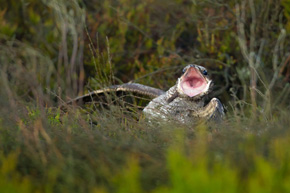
[177, 64, 213, 99]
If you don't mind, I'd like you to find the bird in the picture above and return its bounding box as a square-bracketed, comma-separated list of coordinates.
[65, 64, 224, 124]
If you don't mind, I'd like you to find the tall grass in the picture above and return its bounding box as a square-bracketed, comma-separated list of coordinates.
[0, 0, 290, 192]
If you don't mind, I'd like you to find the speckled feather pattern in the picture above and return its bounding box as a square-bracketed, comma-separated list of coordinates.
[66, 64, 224, 124]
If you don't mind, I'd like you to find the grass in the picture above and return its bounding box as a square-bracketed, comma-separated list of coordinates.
[0, 0, 290, 192]
[0, 103, 290, 193]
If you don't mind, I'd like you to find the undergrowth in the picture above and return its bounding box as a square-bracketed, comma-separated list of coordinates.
[0, 0, 290, 193]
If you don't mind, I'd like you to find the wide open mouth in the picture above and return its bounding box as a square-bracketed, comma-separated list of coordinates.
[180, 67, 209, 97]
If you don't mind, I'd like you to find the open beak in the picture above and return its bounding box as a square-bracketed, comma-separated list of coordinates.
[180, 66, 210, 97]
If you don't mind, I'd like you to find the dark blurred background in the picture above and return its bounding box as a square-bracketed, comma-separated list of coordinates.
[1, 0, 289, 113]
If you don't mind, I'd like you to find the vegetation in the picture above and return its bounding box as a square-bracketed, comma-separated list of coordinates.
[0, 0, 290, 192]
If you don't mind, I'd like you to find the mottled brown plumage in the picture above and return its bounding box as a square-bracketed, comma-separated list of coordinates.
[65, 64, 224, 124]
[143, 64, 224, 123]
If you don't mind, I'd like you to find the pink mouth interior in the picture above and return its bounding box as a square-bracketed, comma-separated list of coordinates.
[181, 68, 208, 97]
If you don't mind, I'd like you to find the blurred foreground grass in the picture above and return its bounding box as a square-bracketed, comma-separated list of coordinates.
[0, 102, 290, 193]
[0, 0, 290, 192]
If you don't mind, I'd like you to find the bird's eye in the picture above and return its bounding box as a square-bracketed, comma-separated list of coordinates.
[202, 70, 208, 75]
[182, 68, 187, 73]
